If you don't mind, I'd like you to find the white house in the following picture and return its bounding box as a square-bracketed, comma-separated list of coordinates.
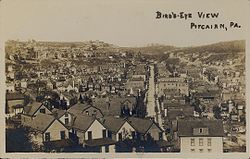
[21, 102, 52, 127]
[68, 114, 116, 152]
[26, 113, 69, 146]
[102, 116, 136, 141]
[178, 119, 224, 154]
[68, 114, 107, 143]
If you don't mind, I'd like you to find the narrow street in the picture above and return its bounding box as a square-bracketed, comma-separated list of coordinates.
[146, 65, 156, 118]
[146, 65, 165, 133]
[155, 85, 164, 129]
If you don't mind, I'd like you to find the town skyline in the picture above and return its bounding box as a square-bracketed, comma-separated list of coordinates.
[5, 39, 246, 153]
[1, 0, 246, 47]
[4, 39, 245, 49]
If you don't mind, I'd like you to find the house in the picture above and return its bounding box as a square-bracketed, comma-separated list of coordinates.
[235, 100, 245, 116]
[28, 113, 69, 146]
[125, 77, 145, 94]
[68, 114, 116, 149]
[164, 105, 194, 132]
[59, 92, 78, 109]
[127, 117, 164, 141]
[6, 72, 15, 80]
[65, 81, 79, 93]
[157, 77, 189, 96]
[58, 81, 79, 93]
[230, 113, 239, 122]
[178, 119, 224, 153]
[21, 102, 52, 127]
[193, 90, 221, 102]
[20, 80, 28, 88]
[6, 82, 15, 92]
[51, 108, 73, 126]
[6, 92, 25, 116]
[67, 103, 104, 118]
[46, 81, 54, 90]
[93, 96, 137, 117]
[101, 116, 136, 141]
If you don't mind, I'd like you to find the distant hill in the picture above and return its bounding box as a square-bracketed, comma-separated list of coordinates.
[121, 45, 176, 55]
[5, 40, 245, 56]
[120, 40, 245, 55]
[177, 40, 245, 54]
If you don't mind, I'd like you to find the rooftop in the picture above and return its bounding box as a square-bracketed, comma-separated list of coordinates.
[29, 113, 56, 132]
[6, 92, 25, 100]
[178, 119, 224, 137]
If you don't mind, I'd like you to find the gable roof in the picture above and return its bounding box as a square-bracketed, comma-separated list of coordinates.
[194, 90, 221, 98]
[61, 92, 77, 100]
[178, 119, 224, 137]
[67, 103, 90, 115]
[167, 106, 194, 120]
[51, 108, 67, 119]
[23, 102, 45, 116]
[127, 117, 162, 134]
[29, 113, 56, 133]
[70, 114, 97, 132]
[101, 116, 128, 133]
[6, 92, 25, 100]
[67, 102, 103, 116]
[93, 96, 136, 116]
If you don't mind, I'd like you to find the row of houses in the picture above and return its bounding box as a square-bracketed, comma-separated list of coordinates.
[20, 101, 165, 152]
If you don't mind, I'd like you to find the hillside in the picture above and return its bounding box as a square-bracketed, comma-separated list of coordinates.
[5, 40, 245, 57]
[121, 45, 176, 55]
[177, 40, 245, 54]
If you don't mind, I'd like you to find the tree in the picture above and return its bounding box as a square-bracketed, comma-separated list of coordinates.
[6, 127, 33, 152]
[213, 105, 222, 119]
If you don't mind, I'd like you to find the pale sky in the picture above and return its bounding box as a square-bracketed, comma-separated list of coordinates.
[0, 0, 248, 47]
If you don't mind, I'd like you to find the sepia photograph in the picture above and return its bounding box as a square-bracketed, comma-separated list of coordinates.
[0, 0, 249, 158]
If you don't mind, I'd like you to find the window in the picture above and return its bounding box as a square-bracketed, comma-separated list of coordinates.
[108, 130, 112, 138]
[199, 128, 203, 133]
[207, 138, 212, 146]
[199, 149, 203, 153]
[40, 108, 45, 114]
[102, 129, 106, 138]
[118, 133, 122, 141]
[105, 145, 109, 153]
[60, 131, 65, 139]
[45, 132, 50, 142]
[65, 113, 68, 117]
[208, 149, 212, 152]
[199, 138, 203, 146]
[86, 111, 89, 115]
[132, 131, 136, 139]
[191, 149, 195, 152]
[191, 138, 195, 146]
[146, 133, 151, 140]
[65, 118, 69, 125]
[87, 131, 92, 140]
